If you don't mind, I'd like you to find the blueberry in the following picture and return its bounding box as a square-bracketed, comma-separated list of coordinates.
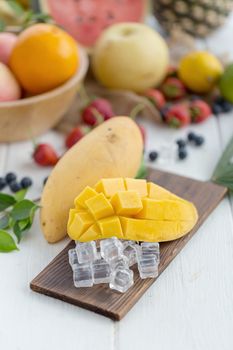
[214, 96, 225, 106]
[176, 139, 186, 148]
[178, 149, 188, 160]
[43, 177, 48, 185]
[187, 132, 196, 142]
[20, 177, 33, 189]
[221, 100, 233, 113]
[0, 177, 6, 190]
[149, 151, 159, 162]
[194, 135, 205, 146]
[160, 104, 171, 122]
[9, 181, 22, 193]
[212, 103, 222, 115]
[5, 172, 17, 184]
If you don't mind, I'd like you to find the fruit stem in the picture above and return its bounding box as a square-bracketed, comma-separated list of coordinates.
[91, 108, 105, 126]
[130, 103, 145, 120]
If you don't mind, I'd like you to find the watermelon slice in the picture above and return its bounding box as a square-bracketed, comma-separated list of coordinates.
[40, 0, 146, 47]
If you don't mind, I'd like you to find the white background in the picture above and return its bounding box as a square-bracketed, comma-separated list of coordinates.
[1, 13, 233, 350]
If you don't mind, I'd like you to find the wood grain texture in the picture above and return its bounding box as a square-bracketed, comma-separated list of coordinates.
[30, 168, 227, 320]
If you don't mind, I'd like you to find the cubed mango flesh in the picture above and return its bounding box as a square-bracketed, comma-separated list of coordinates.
[135, 199, 197, 221]
[95, 178, 125, 197]
[124, 178, 147, 197]
[111, 190, 142, 216]
[97, 216, 123, 238]
[67, 178, 198, 243]
[85, 193, 114, 220]
[67, 211, 94, 240]
[120, 217, 195, 242]
[147, 182, 181, 201]
[79, 224, 101, 242]
[74, 186, 98, 208]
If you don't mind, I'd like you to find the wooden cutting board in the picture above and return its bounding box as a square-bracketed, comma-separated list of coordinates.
[30, 169, 227, 320]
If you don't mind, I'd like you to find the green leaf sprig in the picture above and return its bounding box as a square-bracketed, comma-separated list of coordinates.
[212, 135, 233, 192]
[0, 189, 39, 253]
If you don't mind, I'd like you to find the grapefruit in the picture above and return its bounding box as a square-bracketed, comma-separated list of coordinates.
[40, 0, 146, 47]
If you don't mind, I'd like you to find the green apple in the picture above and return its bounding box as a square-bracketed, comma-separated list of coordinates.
[92, 22, 169, 92]
[219, 64, 233, 103]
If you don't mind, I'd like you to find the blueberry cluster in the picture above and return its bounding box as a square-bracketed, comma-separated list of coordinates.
[148, 131, 205, 162]
[212, 97, 233, 115]
[0, 172, 33, 193]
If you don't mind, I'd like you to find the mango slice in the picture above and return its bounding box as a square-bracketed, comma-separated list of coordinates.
[67, 178, 198, 242]
[95, 178, 125, 198]
[110, 191, 143, 216]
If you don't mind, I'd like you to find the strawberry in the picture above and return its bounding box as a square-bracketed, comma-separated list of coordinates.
[190, 100, 212, 123]
[143, 89, 166, 109]
[65, 125, 91, 149]
[33, 143, 59, 166]
[164, 104, 191, 128]
[160, 77, 186, 100]
[82, 98, 114, 126]
[137, 124, 146, 145]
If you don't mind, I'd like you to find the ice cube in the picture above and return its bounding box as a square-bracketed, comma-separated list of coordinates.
[68, 248, 78, 269]
[110, 255, 129, 271]
[141, 242, 160, 263]
[123, 243, 137, 267]
[76, 241, 98, 264]
[110, 268, 134, 293]
[73, 262, 93, 287]
[92, 259, 111, 284]
[100, 237, 123, 262]
[137, 256, 159, 279]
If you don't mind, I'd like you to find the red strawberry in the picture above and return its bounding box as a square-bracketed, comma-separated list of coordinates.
[137, 124, 146, 145]
[65, 125, 91, 149]
[190, 100, 212, 123]
[165, 104, 191, 128]
[143, 89, 166, 109]
[82, 98, 114, 126]
[33, 144, 59, 166]
[160, 77, 186, 100]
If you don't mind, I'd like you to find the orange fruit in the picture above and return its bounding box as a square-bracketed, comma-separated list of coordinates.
[10, 24, 79, 94]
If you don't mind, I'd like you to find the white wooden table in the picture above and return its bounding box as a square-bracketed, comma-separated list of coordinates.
[1, 16, 233, 350]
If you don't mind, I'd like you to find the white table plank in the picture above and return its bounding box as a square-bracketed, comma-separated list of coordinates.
[0, 132, 114, 350]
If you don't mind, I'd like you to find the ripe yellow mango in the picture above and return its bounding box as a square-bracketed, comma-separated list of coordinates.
[67, 178, 198, 243]
[40, 117, 143, 243]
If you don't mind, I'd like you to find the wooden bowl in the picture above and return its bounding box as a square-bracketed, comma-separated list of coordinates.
[0, 46, 88, 142]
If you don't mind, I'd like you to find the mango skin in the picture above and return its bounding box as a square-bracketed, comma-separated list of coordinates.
[68, 180, 198, 243]
[40, 117, 143, 243]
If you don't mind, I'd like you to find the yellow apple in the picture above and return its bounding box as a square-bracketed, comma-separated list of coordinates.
[92, 22, 169, 92]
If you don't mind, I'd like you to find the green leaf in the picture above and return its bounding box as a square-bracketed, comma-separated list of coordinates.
[135, 158, 147, 179]
[14, 188, 27, 202]
[212, 135, 233, 191]
[0, 230, 18, 252]
[13, 218, 33, 243]
[11, 199, 38, 221]
[7, 0, 24, 16]
[0, 193, 16, 212]
[0, 214, 10, 230]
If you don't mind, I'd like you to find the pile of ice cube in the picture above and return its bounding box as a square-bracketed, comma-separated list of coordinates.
[68, 237, 160, 293]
